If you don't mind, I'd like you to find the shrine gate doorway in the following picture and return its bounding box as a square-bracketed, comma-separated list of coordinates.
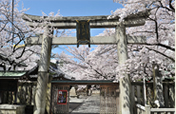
[50, 80, 119, 114]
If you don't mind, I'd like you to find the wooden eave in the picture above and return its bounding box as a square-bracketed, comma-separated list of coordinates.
[0, 71, 27, 79]
[51, 80, 118, 85]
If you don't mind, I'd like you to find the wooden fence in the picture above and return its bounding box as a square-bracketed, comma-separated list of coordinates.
[136, 104, 175, 114]
[1, 81, 37, 105]
[100, 85, 119, 114]
[131, 82, 175, 107]
[132, 82, 175, 114]
[16, 81, 37, 105]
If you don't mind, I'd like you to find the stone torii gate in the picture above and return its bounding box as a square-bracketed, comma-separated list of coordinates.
[23, 11, 149, 114]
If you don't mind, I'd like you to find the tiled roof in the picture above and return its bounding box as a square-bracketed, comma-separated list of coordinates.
[27, 62, 75, 81]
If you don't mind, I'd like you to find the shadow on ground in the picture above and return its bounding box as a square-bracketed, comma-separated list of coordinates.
[69, 102, 83, 113]
[70, 112, 100, 114]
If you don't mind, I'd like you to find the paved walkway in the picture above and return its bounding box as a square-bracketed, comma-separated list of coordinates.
[69, 94, 100, 114]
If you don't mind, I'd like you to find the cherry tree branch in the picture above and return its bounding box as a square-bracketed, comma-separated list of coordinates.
[146, 47, 175, 62]
[144, 43, 175, 51]
[169, 0, 175, 12]
[159, 0, 175, 12]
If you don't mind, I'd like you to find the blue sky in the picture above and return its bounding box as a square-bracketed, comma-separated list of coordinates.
[19, 0, 122, 16]
[19, 0, 123, 54]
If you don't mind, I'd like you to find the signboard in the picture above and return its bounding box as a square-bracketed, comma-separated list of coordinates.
[57, 90, 67, 105]
[76, 20, 90, 47]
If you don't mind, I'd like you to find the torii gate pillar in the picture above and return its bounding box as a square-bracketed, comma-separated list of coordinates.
[34, 26, 52, 114]
[116, 23, 131, 114]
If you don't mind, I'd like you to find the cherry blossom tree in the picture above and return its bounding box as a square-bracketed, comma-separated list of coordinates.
[56, 45, 118, 80]
[0, 0, 67, 71]
[111, 0, 175, 81]
[56, 0, 175, 82]
[0, 0, 42, 71]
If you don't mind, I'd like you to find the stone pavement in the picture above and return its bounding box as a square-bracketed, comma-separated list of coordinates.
[69, 94, 100, 114]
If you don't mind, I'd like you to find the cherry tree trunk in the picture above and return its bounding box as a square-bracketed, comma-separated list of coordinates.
[116, 23, 131, 114]
[34, 26, 52, 114]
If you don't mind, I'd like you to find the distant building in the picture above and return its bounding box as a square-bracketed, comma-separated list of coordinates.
[0, 61, 75, 105]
